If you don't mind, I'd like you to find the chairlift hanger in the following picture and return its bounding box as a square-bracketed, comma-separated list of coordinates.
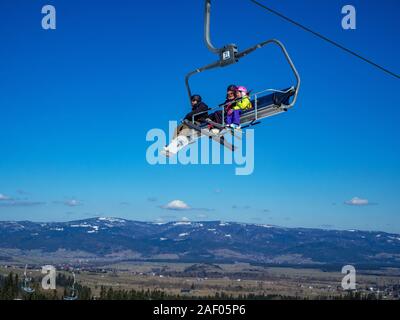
[163, 0, 301, 157]
[21, 264, 35, 294]
[63, 272, 78, 301]
[185, 0, 301, 110]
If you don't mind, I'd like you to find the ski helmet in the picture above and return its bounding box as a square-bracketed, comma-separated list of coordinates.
[226, 84, 238, 92]
[191, 94, 202, 103]
[236, 86, 248, 95]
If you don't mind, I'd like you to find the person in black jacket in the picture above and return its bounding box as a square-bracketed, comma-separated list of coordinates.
[173, 95, 209, 139]
[184, 95, 209, 122]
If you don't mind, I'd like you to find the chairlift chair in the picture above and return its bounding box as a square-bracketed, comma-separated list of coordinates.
[164, 0, 300, 156]
[63, 272, 79, 301]
[21, 265, 35, 294]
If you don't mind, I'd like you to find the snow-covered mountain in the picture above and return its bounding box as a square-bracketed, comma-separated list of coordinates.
[0, 217, 400, 268]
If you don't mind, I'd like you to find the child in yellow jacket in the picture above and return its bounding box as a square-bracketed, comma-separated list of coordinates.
[226, 86, 252, 129]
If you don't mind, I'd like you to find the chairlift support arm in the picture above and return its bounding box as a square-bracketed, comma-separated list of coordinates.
[204, 0, 220, 54]
[236, 39, 300, 108]
[185, 0, 300, 107]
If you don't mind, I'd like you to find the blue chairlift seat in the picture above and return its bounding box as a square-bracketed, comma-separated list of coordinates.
[240, 87, 295, 124]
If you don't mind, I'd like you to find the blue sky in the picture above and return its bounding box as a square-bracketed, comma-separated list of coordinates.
[0, 0, 399, 233]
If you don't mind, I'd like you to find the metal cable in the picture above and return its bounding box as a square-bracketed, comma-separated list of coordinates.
[250, 0, 399, 79]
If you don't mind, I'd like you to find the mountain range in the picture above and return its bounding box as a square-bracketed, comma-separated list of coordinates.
[0, 217, 400, 268]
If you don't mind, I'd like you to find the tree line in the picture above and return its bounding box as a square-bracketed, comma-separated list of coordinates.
[0, 272, 382, 300]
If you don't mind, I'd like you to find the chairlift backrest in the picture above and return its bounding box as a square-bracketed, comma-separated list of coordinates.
[249, 87, 295, 110]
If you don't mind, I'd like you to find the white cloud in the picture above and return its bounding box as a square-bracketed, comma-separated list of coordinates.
[162, 200, 191, 211]
[345, 197, 370, 206]
[64, 199, 82, 207]
[0, 194, 11, 201]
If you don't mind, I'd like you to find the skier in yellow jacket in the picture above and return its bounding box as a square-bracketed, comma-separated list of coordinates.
[226, 86, 252, 129]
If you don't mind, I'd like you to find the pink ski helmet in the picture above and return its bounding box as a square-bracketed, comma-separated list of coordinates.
[237, 86, 248, 95]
